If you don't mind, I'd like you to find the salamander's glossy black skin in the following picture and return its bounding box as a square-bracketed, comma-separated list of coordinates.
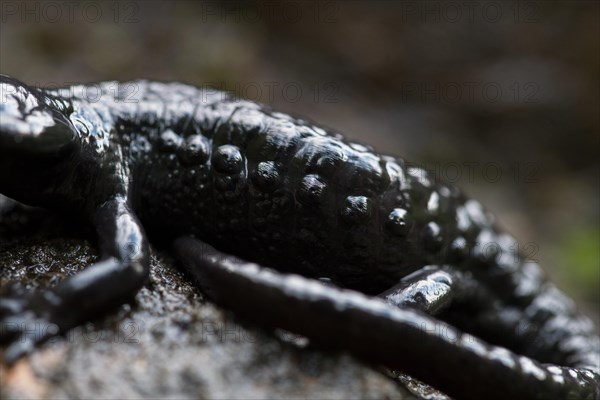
[0, 75, 598, 400]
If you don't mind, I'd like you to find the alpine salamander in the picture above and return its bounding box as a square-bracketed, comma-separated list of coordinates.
[0, 75, 598, 400]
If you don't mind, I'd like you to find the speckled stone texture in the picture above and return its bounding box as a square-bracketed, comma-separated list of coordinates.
[0, 195, 437, 400]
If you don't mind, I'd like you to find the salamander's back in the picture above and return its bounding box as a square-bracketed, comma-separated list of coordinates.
[93, 82, 468, 292]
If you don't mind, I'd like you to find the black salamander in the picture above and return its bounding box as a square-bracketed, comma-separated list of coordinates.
[0, 75, 598, 400]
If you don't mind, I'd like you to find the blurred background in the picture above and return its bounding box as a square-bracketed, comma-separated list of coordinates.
[1, 1, 598, 314]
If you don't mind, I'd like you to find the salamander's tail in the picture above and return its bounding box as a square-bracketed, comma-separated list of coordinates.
[174, 237, 600, 400]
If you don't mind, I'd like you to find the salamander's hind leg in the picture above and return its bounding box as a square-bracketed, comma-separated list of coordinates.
[378, 266, 454, 315]
[0, 197, 149, 362]
[174, 237, 600, 400]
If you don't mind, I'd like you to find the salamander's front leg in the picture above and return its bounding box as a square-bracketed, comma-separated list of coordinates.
[0, 198, 149, 362]
[378, 266, 454, 315]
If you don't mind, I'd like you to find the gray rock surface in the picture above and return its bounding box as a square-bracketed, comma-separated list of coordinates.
[0, 195, 438, 400]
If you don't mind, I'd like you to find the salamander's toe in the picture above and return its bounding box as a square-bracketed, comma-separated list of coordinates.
[0, 283, 61, 364]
